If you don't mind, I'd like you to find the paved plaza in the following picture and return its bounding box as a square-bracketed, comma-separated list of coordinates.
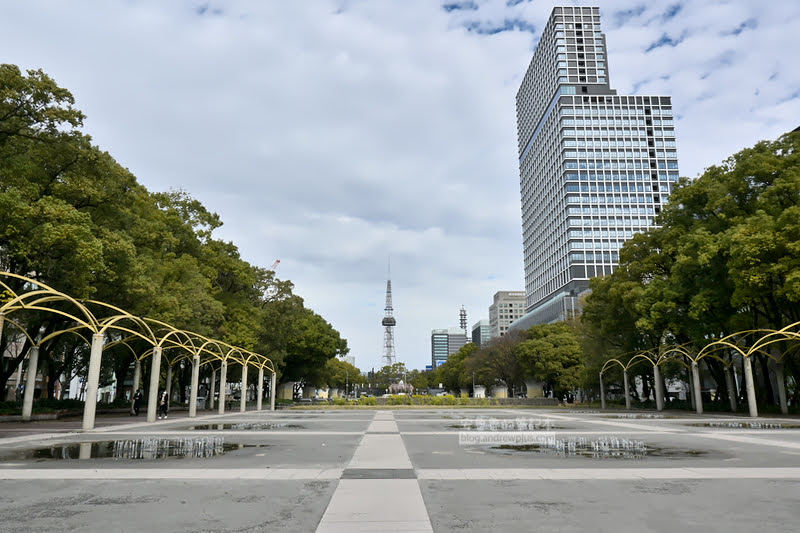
[1, 407, 799, 532]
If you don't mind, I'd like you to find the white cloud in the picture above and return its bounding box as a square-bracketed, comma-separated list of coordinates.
[2, 0, 798, 372]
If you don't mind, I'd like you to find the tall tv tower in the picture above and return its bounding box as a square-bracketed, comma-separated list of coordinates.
[381, 264, 397, 368]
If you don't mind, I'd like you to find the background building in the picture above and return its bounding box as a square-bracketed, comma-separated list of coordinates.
[514, 5, 679, 328]
[489, 291, 526, 338]
[431, 327, 468, 367]
[471, 319, 490, 347]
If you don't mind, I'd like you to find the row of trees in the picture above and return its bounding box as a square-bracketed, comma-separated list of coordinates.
[0, 64, 349, 402]
[420, 132, 799, 410]
[582, 132, 800, 407]
[435, 323, 584, 399]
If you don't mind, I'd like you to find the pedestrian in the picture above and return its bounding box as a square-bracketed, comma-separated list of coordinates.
[133, 389, 143, 416]
[158, 390, 168, 419]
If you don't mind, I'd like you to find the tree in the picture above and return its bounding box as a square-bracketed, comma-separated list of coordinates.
[517, 322, 584, 398]
[465, 332, 526, 396]
[281, 308, 348, 387]
[323, 357, 363, 393]
[436, 343, 476, 393]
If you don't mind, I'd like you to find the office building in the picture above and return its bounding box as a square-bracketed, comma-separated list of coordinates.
[431, 327, 468, 367]
[515, 6, 679, 327]
[489, 291, 526, 337]
[471, 319, 490, 348]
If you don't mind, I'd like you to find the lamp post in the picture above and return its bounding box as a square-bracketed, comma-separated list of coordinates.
[345, 371, 349, 398]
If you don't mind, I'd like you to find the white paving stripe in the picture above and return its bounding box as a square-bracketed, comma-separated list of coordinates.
[401, 430, 680, 436]
[315, 479, 432, 533]
[692, 432, 800, 450]
[416, 467, 800, 480]
[316, 412, 433, 533]
[0, 468, 342, 480]
[366, 420, 399, 433]
[542, 414, 684, 433]
[347, 433, 413, 469]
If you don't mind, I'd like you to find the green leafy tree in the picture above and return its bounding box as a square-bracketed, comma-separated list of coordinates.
[517, 322, 584, 398]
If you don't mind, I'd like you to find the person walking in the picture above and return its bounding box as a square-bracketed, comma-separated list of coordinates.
[132, 389, 143, 416]
[158, 390, 168, 419]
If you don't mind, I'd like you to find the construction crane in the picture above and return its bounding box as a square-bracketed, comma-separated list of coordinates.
[270, 259, 280, 271]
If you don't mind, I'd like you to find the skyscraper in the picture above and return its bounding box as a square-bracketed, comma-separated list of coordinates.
[514, 6, 679, 327]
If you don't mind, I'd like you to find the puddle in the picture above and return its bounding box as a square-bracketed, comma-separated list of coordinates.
[188, 423, 304, 430]
[487, 434, 716, 460]
[492, 443, 711, 460]
[687, 422, 799, 429]
[1, 437, 268, 461]
[604, 414, 667, 419]
[448, 418, 558, 431]
[448, 424, 563, 431]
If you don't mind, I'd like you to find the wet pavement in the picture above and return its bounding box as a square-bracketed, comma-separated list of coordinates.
[1, 407, 799, 532]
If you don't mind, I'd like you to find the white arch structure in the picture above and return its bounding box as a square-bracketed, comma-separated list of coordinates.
[0, 272, 277, 429]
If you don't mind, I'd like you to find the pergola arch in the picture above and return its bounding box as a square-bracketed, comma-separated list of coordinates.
[597, 323, 800, 417]
[1, 271, 277, 428]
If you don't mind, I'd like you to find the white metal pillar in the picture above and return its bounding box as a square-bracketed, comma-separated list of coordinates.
[776, 362, 788, 415]
[21, 346, 40, 421]
[743, 356, 758, 418]
[257, 367, 264, 411]
[209, 369, 216, 410]
[218, 360, 227, 415]
[599, 373, 606, 410]
[240, 364, 248, 412]
[146, 346, 162, 422]
[691, 361, 703, 414]
[270, 372, 276, 411]
[82, 334, 105, 430]
[189, 354, 200, 418]
[653, 365, 664, 412]
[623, 369, 631, 410]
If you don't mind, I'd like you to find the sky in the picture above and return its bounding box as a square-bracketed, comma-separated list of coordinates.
[1, 0, 798, 373]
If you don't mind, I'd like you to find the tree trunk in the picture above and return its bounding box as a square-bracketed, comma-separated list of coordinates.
[756, 353, 775, 405]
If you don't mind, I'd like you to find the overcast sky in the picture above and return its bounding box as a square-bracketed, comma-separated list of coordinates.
[2, 0, 798, 373]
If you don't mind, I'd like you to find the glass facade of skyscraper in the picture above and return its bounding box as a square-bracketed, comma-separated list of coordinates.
[514, 6, 679, 326]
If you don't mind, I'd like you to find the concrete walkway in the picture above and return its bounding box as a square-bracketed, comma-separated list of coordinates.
[1, 408, 799, 532]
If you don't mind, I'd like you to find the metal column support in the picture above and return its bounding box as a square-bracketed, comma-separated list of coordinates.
[189, 354, 200, 418]
[240, 364, 248, 412]
[776, 362, 788, 415]
[653, 365, 664, 412]
[218, 360, 227, 415]
[21, 346, 40, 421]
[692, 361, 703, 414]
[599, 373, 606, 410]
[743, 356, 758, 418]
[257, 367, 264, 411]
[209, 369, 216, 411]
[623, 369, 631, 410]
[270, 372, 276, 411]
[146, 346, 162, 422]
[82, 334, 105, 430]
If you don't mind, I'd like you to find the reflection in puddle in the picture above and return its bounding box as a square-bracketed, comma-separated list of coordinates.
[189, 423, 304, 431]
[688, 422, 798, 429]
[450, 417, 557, 431]
[606, 414, 666, 419]
[3, 437, 268, 461]
[488, 435, 650, 459]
